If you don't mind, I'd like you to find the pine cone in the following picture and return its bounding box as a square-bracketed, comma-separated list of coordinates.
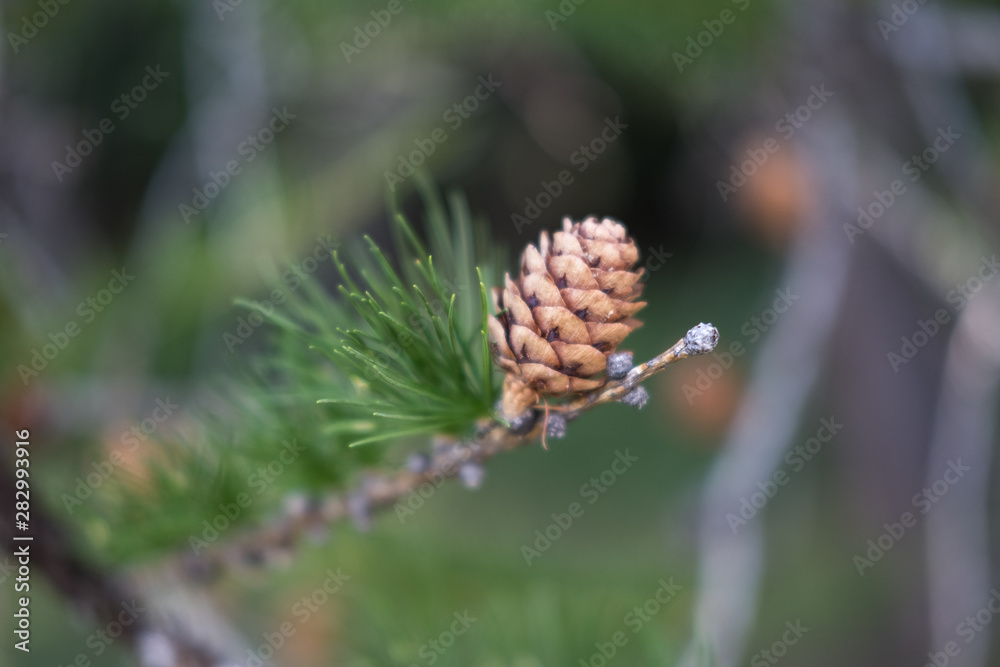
[488, 216, 646, 419]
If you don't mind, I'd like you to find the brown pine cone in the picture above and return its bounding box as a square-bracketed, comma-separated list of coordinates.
[488, 216, 646, 419]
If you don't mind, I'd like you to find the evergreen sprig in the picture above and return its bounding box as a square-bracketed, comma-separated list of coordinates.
[81, 178, 503, 563]
[253, 177, 502, 447]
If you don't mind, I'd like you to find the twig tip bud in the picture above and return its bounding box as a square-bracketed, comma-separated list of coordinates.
[508, 409, 538, 435]
[545, 412, 568, 439]
[283, 492, 310, 519]
[459, 463, 485, 489]
[348, 493, 372, 532]
[606, 352, 633, 380]
[407, 452, 431, 474]
[685, 323, 719, 355]
[621, 385, 650, 409]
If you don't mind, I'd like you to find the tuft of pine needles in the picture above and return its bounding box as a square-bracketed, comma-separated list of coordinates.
[305, 192, 502, 447]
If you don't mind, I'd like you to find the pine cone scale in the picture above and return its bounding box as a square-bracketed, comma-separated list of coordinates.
[595, 270, 643, 299]
[520, 273, 562, 306]
[550, 341, 607, 376]
[548, 255, 599, 290]
[586, 321, 636, 350]
[509, 325, 560, 367]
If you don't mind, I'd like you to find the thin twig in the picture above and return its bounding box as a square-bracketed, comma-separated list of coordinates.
[561, 323, 719, 417]
[181, 323, 719, 580]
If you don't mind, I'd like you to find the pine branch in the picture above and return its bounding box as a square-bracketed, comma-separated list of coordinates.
[84, 181, 504, 564]
[177, 324, 719, 581]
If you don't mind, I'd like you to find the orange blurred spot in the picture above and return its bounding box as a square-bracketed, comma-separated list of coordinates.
[732, 137, 813, 249]
[660, 358, 743, 441]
